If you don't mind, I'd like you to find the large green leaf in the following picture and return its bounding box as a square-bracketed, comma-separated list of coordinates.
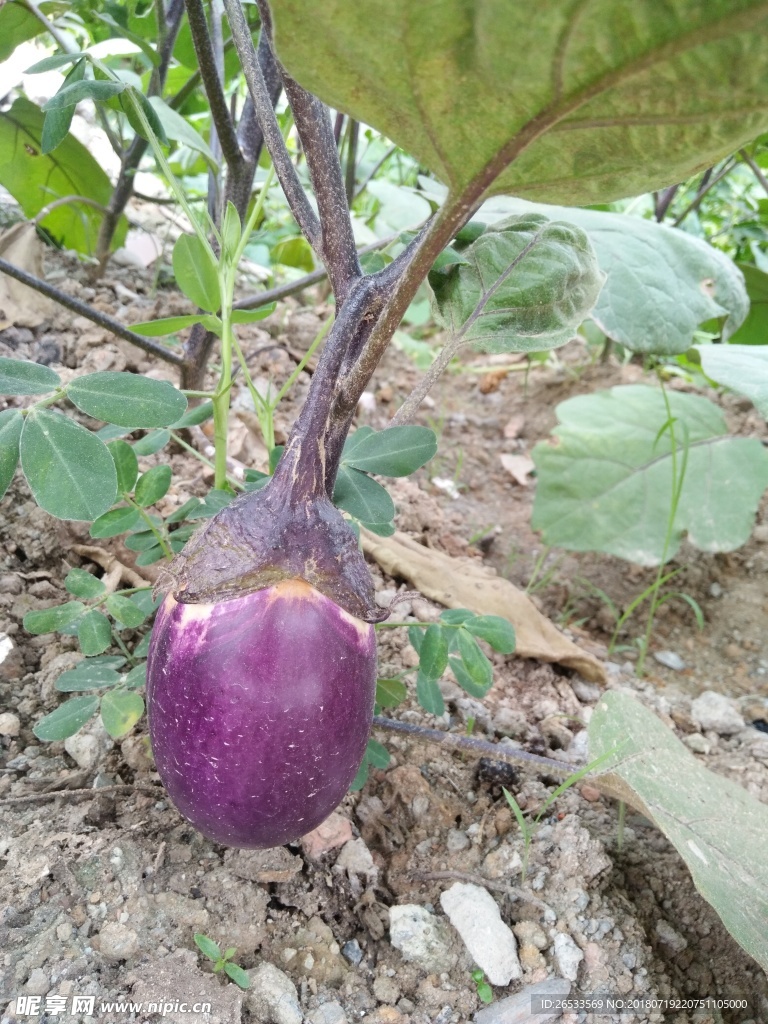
[0, 97, 126, 254]
[423, 182, 749, 355]
[430, 214, 603, 353]
[696, 344, 768, 417]
[531, 385, 768, 564]
[20, 410, 118, 521]
[270, 1, 768, 206]
[0, 1, 64, 61]
[67, 372, 188, 428]
[727, 264, 768, 345]
[590, 691, 768, 971]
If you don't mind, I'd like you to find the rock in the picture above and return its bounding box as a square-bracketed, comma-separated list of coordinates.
[571, 678, 601, 703]
[482, 844, 522, 880]
[225, 846, 301, 884]
[655, 919, 687, 952]
[553, 933, 583, 982]
[301, 812, 353, 859]
[246, 962, 303, 1024]
[439, 883, 522, 986]
[308, 1001, 348, 1024]
[691, 690, 745, 735]
[333, 838, 378, 894]
[0, 711, 20, 737]
[389, 904, 456, 974]
[684, 733, 711, 755]
[64, 719, 111, 770]
[341, 939, 363, 965]
[653, 650, 686, 671]
[25, 969, 50, 996]
[373, 975, 401, 1004]
[446, 829, 470, 853]
[97, 921, 140, 961]
[474, 978, 571, 1023]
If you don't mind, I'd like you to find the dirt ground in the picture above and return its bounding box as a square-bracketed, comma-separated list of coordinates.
[1, 243, 768, 1024]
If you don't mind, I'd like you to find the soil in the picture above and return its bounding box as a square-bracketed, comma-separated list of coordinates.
[1, 240, 767, 1024]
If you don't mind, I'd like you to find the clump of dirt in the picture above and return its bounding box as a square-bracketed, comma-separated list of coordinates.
[1, 249, 767, 1024]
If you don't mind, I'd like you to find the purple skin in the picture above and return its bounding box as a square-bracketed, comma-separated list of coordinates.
[147, 579, 376, 848]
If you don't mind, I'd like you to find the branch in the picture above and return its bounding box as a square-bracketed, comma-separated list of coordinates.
[221, 0, 321, 249]
[671, 159, 736, 227]
[0, 257, 184, 367]
[185, 0, 243, 174]
[281, 76, 362, 303]
[344, 118, 360, 205]
[21, 0, 70, 51]
[740, 148, 768, 197]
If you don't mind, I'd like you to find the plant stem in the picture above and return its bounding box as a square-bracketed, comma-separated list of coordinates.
[124, 497, 174, 559]
[344, 118, 360, 205]
[671, 159, 736, 227]
[0, 258, 184, 366]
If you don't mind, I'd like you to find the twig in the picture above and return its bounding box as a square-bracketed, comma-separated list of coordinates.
[344, 118, 360, 206]
[355, 144, 398, 200]
[409, 870, 555, 915]
[0, 257, 184, 366]
[740, 148, 768, 197]
[71, 545, 152, 589]
[671, 159, 736, 227]
[0, 783, 162, 806]
[222, 0, 321, 250]
[372, 716, 573, 775]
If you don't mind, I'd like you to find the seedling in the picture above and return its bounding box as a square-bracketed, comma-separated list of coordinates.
[194, 934, 250, 990]
[471, 969, 493, 1005]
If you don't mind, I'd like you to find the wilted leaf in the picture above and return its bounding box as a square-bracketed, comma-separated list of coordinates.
[430, 215, 602, 353]
[0, 223, 58, 327]
[531, 385, 768, 564]
[269, 0, 768, 205]
[100, 688, 145, 738]
[590, 691, 768, 971]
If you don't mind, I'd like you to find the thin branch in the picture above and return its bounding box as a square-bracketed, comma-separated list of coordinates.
[0, 257, 184, 366]
[222, 0, 321, 249]
[372, 716, 573, 774]
[344, 118, 360, 205]
[21, 0, 70, 51]
[671, 159, 736, 227]
[185, 0, 243, 174]
[740, 148, 768, 197]
[33, 195, 110, 225]
[654, 183, 679, 222]
[355, 144, 398, 201]
[0, 783, 161, 806]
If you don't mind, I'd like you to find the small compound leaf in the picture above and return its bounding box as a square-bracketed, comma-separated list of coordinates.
[342, 425, 438, 476]
[33, 695, 99, 741]
[77, 610, 112, 656]
[43, 79, 126, 111]
[408, 624, 424, 655]
[0, 409, 23, 499]
[430, 214, 603, 354]
[41, 58, 87, 154]
[589, 691, 768, 972]
[333, 467, 395, 526]
[416, 670, 445, 717]
[135, 543, 167, 566]
[65, 568, 106, 600]
[125, 529, 163, 553]
[20, 410, 117, 521]
[106, 594, 147, 628]
[419, 624, 449, 681]
[90, 506, 142, 538]
[134, 465, 172, 507]
[230, 303, 277, 324]
[149, 96, 216, 163]
[121, 87, 168, 146]
[100, 688, 145, 738]
[0, 356, 60, 395]
[223, 963, 250, 990]
[365, 737, 390, 769]
[695, 344, 768, 418]
[173, 234, 221, 313]
[195, 934, 222, 962]
[123, 663, 148, 689]
[68, 372, 187, 428]
[24, 602, 86, 635]
[56, 663, 122, 691]
[531, 385, 768, 565]
[170, 401, 214, 429]
[132, 429, 171, 456]
[439, 608, 474, 625]
[131, 315, 210, 336]
[25, 53, 85, 73]
[107, 439, 139, 494]
[454, 629, 494, 695]
[463, 614, 516, 653]
[449, 655, 490, 699]
[376, 677, 407, 708]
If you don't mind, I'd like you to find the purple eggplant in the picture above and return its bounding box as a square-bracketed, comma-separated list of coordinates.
[147, 578, 376, 848]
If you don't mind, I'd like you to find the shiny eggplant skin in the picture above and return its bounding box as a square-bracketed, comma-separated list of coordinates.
[147, 579, 376, 848]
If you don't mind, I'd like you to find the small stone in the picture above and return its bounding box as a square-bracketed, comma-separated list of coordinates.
[373, 975, 400, 1004]
[97, 921, 140, 961]
[684, 733, 711, 755]
[0, 711, 20, 737]
[753, 524, 768, 543]
[580, 785, 601, 802]
[389, 905, 456, 974]
[64, 719, 111, 770]
[57, 922, 73, 942]
[691, 690, 746, 735]
[308, 1002, 348, 1024]
[333, 838, 378, 893]
[445, 829, 470, 853]
[246, 963, 303, 1024]
[553, 933, 583, 982]
[513, 922, 547, 950]
[225, 846, 301, 884]
[655, 919, 687, 952]
[341, 939, 363, 965]
[653, 650, 686, 671]
[709, 582, 723, 598]
[571, 679, 601, 703]
[482, 843, 522, 880]
[25, 969, 50, 996]
[301, 812, 353, 859]
[474, 978, 571, 1024]
[440, 883, 522, 986]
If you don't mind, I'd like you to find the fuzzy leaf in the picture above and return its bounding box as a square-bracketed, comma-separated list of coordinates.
[430, 215, 602, 353]
[419, 624, 449, 681]
[90, 506, 142, 539]
[0, 357, 60, 395]
[134, 465, 172, 507]
[416, 671, 445, 717]
[269, 0, 768, 205]
[463, 615, 516, 653]
[24, 602, 86, 635]
[696, 344, 768, 417]
[532, 385, 768, 565]
[56, 662, 122, 691]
